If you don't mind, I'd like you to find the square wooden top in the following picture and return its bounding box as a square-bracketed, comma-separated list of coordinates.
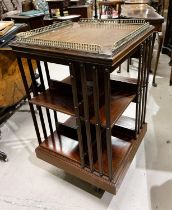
[14, 19, 151, 57]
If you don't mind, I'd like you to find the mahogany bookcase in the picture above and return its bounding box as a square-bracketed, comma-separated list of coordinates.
[10, 19, 154, 194]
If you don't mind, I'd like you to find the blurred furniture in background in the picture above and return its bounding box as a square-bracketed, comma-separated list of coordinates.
[47, 0, 64, 17]
[4, 13, 45, 29]
[46, 0, 81, 21]
[150, 0, 164, 15]
[99, 0, 124, 19]
[0, 1, 2, 20]
[1, 0, 45, 29]
[124, 0, 165, 15]
[0, 23, 36, 161]
[1, 0, 23, 19]
[68, 4, 92, 18]
[54, 14, 80, 21]
[121, 3, 164, 86]
[121, 3, 164, 32]
[0, 50, 36, 108]
[0, 23, 28, 109]
[152, 32, 163, 86]
[124, 0, 150, 3]
[162, 0, 172, 56]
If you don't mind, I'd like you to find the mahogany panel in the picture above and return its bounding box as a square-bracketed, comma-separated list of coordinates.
[58, 121, 78, 141]
[29, 88, 75, 116]
[40, 131, 81, 163]
[94, 136, 131, 176]
[111, 116, 136, 141]
[90, 88, 136, 127]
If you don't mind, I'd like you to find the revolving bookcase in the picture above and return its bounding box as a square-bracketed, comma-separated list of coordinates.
[11, 19, 154, 194]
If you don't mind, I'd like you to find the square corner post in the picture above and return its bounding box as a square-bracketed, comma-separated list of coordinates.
[104, 67, 113, 181]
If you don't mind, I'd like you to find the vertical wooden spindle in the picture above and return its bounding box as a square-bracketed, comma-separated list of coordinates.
[44, 62, 59, 133]
[92, 66, 103, 176]
[17, 57, 41, 144]
[69, 62, 85, 168]
[80, 63, 94, 172]
[143, 36, 152, 123]
[135, 45, 143, 135]
[139, 41, 147, 129]
[141, 40, 149, 126]
[36, 61, 54, 136]
[104, 68, 112, 180]
[27, 59, 48, 140]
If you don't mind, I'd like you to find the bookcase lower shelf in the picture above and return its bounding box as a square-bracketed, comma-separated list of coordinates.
[35, 123, 147, 194]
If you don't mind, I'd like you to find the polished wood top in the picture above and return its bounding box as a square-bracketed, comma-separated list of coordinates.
[124, 0, 150, 3]
[12, 19, 153, 62]
[121, 4, 164, 21]
[33, 23, 141, 54]
[99, 0, 124, 5]
[6, 13, 45, 20]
